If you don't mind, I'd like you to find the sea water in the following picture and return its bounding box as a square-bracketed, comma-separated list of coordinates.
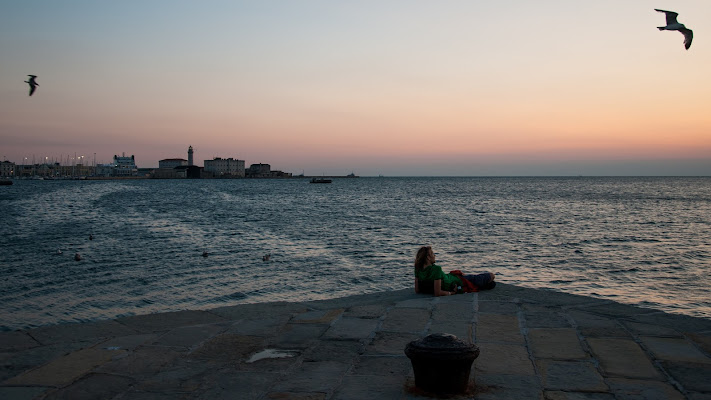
[1, 177, 709, 331]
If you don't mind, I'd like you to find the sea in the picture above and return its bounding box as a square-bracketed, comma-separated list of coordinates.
[1, 177, 710, 331]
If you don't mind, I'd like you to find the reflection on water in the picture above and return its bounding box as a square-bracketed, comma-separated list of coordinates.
[1, 177, 710, 330]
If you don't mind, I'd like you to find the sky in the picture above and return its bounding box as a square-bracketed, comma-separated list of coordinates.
[1, 1, 710, 176]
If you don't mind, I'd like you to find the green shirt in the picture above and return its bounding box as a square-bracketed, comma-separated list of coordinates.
[414, 264, 462, 292]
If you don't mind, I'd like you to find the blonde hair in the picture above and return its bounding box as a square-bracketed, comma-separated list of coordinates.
[414, 246, 435, 271]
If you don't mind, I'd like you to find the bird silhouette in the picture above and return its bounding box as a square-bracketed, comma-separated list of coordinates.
[25, 75, 39, 96]
[655, 9, 693, 50]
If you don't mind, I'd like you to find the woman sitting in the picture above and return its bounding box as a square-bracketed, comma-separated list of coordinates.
[414, 246, 495, 296]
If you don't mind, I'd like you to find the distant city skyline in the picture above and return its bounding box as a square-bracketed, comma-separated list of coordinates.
[2, 1, 710, 176]
[3, 150, 709, 177]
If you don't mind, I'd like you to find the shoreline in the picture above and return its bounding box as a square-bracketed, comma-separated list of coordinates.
[2, 283, 711, 399]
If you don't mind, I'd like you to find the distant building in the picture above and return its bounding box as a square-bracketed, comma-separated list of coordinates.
[188, 146, 194, 166]
[270, 170, 293, 178]
[174, 165, 203, 179]
[158, 158, 187, 169]
[244, 163, 291, 178]
[152, 168, 180, 179]
[136, 168, 154, 178]
[16, 164, 34, 177]
[95, 164, 114, 177]
[0, 161, 15, 177]
[111, 154, 138, 176]
[246, 163, 271, 178]
[204, 157, 245, 177]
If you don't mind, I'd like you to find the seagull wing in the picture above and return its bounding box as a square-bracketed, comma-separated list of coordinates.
[655, 9, 679, 25]
[680, 28, 693, 49]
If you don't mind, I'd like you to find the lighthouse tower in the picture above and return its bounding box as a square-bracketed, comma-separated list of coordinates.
[188, 146, 194, 166]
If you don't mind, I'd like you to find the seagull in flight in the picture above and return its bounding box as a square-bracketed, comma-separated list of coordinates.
[25, 75, 39, 96]
[655, 9, 693, 50]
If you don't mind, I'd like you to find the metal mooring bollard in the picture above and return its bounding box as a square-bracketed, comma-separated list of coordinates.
[404, 333, 480, 395]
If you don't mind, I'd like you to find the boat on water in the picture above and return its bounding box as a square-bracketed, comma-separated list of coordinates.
[310, 177, 332, 184]
[0, 180, 13, 186]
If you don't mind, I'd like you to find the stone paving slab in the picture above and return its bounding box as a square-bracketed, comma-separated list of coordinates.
[272, 324, 330, 349]
[42, 373, 135, 400]
[366, 332, 420, 356]
[343, 304, 388, 319]
[188, 334, 264, 363]
[266, 393, 327, 400]
[93, 345, 184, 379]
[586, 337, 662, 380]
[536, 360, 607, 392]
[475, 313, 524, 344]
[474, 374, 543, 400]
[2, 283, 710, 399]
[350, 355, 413, 377]
[661, 361, 711, 393]
[224, 315, 290, 336]
[150, 323, 227, 350]
[130, 359, 212, 394]
[192, 370, 280, 400]
[606, 378, 686, 400]
[431, 302, 474, 322]
[393, 298, 436, 309]
[573, 302, 660, 319]
[474, 342, 536, 376]
[381, 308, 430, 333]
[627, 312, 711, 334]
[523, 309, 573, 329]
[544, 390, 615, 400]
[478, 300, 519, 314]
[0, 332, 40, 352]
[0, 340, 95, 383]
[209, 301, 310, 321]
[336, 374, 407, 400]
[528, 328, 588, 359]
[427, 321, 472, 341]
[27, 319, 138, 346]
[98, 333, 159, 351]
[323, 317, 379, 340]
[307, 291, 422, 310]
[622, 321, 683, 337]
[292, 309, 344, 324]
[302, 341, 364, 362]
[567, 310, 630, 338]
[0, 387, 50, 400]
[5, 346, 118, 387]
[639, 337, 711, 364]
[485, 285, 609, 307]
[115, 310, 228, 333]
[272, 361, 350, 393]
[686, 333, 711, 355]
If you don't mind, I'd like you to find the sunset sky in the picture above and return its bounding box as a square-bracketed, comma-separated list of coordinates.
[1, 1, 710, 176]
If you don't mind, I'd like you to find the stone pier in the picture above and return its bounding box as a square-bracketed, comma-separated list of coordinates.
[2, 283, 710, 399]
